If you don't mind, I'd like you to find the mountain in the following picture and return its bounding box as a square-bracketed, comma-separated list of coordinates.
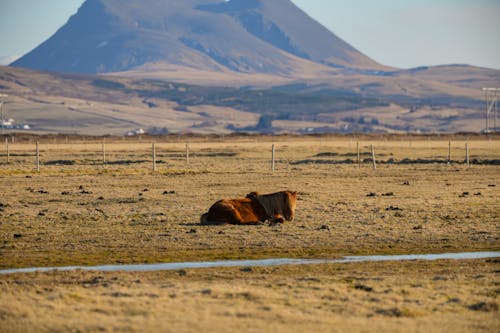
[5, 0, 500, 134]
[12, 0, 382, 75]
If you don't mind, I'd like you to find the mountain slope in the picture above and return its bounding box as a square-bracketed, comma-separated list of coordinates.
[1, 65, 498, 134]
[12, 0, 382, 75]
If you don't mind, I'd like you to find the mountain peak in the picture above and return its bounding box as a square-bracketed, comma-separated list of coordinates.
[12, 0, 381, 75]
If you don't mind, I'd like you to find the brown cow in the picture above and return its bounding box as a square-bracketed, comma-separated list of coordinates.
[200, 190, 298, 225]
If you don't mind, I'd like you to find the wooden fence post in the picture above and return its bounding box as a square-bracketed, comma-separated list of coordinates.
[152, 143, 157, 171]
[357, 141, 360, 167]
[36, 141, 40, 172]
[371, 144, 376, 170]
[465, 143, 470, 168]
[5, 138, 8, 164]
[271, 144, 275, 173]
[448, 140, 451, 164]
[102, 140, 106, 164]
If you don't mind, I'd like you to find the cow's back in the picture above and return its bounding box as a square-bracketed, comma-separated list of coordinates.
[202, 198, 267, 224]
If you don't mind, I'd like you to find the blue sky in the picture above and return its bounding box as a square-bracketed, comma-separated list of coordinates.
[1, 0, 499, 69]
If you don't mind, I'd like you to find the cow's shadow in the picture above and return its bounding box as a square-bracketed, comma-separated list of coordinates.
[180, 222, 225, 227]
[180, 221, 267, 227]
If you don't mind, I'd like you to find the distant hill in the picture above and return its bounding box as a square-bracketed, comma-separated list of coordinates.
[12, 0, 382, 75]
[1, 65, 499, 134]
[5, 0, 500, 134]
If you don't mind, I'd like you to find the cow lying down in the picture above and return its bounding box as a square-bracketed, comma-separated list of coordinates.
[200, 190, 298, 225]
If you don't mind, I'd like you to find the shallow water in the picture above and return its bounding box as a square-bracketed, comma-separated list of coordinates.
[1, 251, 499, 275]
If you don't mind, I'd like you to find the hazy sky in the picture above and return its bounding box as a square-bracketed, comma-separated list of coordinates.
[1, 0, 499, 69]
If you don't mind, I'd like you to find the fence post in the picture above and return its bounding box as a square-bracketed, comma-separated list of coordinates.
[271, 144, 275, 173]
[5, 138, 8, 164]
[448, 140, 451, 164]
[465, 143, 470, 168]
[152, 143, 157, 171]
[371, 144, 376, 170]
[357, 141, 360, 167]
[36, 141, 40, 172]
[102, 140, 106, 164]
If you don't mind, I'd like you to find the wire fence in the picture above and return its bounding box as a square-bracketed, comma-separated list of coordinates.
[1, 136, 499, 173]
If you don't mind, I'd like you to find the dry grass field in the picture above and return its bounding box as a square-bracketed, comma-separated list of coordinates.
[0, 134, 499, 332]
[1, 259, 499, 333]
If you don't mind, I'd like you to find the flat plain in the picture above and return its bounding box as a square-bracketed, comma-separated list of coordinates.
[0, 134, 499, 332]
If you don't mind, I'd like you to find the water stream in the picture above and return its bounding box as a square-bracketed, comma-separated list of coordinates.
[1, 251, 498, 275]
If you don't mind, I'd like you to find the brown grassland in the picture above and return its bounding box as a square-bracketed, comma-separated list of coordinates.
[0, 134, 499, 332]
